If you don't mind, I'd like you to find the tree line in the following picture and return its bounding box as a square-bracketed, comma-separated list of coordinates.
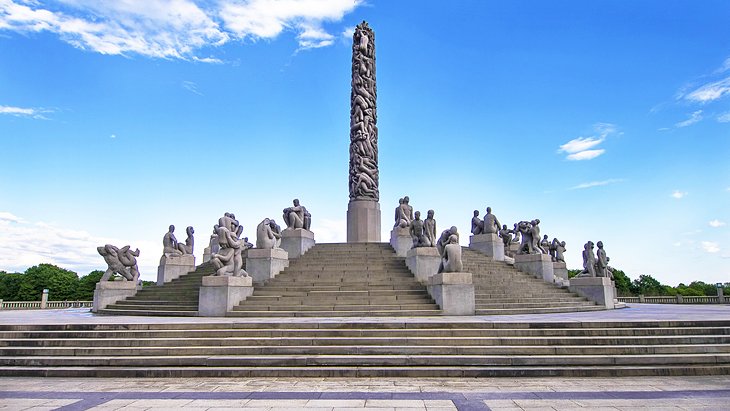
[568, 268, 728, 297]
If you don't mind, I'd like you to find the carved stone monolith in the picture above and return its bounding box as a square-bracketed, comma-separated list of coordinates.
[347, 21, 381, 242]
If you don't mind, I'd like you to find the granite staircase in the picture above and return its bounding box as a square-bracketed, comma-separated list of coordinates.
[230, 243, 441, 317]
[462, 248, 603, 315]
[1, 319, 729, 377]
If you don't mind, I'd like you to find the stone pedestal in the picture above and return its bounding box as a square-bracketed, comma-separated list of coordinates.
[553, 262, 569, 287]
[92, 281, 138, 313]
[514, 253, 554, 283]
[389, 226, 412, 257]
[202, 246, 211, 263]
[198, 275, 254, 317]
[347, 200, 381, 243]
[569, 276, 616, 309]
[507, 242, 520, 257]
[406, 247, 441, 284]
[427, 272, 475, 316]
[280, 228, 315, 259]
[469, 233, 505, 261]
[157, 254, 195, 286]
[246, 248, 289, 284]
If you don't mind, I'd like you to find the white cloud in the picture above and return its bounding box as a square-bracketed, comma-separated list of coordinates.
[0, 211, 23, 224]
[685, 77, 730, 103]
[566, 149, 605, 161]
[0, 104, 51, 119]
[110, 134, 116, 139]
[559, 137, 604, 154]
[701, 241, 720, 254]
[182, 80, 202, 95]
[675, 110, 703, 128]
[717, 112, 730, 123]
[709, 219, 726, 228]
[558, 123, 615, 161]
[0, 0, 363, 60]
[313, 218, 345, 243]
[569, 179, 623, 190]
[671, 190, 687, 199]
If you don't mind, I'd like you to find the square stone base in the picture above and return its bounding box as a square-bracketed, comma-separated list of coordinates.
[246, 248, 289, 284]
[92, 281, 138, 313]
[406, 247, 440, 284]
[389, 226, 412, 257]
[198, 276, 254, 317]
[553, 261, 569, 287]
[280, 228, 315, 259]
[514, 253, 554, 283]
[469, 233, 505, 261]
[569, 276, 616, 309]
[427, 272, 475, 316]
[347, 200, 381, 243]
[157, 254, 195, 286]
[202, 246, 211, 263]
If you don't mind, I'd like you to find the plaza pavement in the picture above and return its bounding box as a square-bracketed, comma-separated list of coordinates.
[1, 304, 729, 410]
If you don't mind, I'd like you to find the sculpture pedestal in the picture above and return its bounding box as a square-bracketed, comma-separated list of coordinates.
[198, 275, 254, 317]
[507, 242, 520, 257]
[347, 200, 381, 243]
[92, 281, 138, 313]
[514, 253, 554, 283]
[280, 228, 315, 259]
[469, 233, 505, 261]
[202, 246, 211, 263]
[389, 227, 412, 257]
[156, 254, 195, 286]
[246, 248, 289, 284]
[427, 272, 475, 316]
[406, 247, 441, 284]
[553, 262, 569, 287]
[569, 276, 616, 309]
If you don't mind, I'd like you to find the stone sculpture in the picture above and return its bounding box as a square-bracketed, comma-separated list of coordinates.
[440, 235, 463, 273]
[482, 207, 501, 234]
[349, 21, 379, 201]
[424, 210, 437, 247]
[554, 240, 566, 263]
[162, 225, 182, 256]
[596, 241, 609, 278]
[256, 218, 282, 250]
[210, 213, 247, 277]
[499, 224, 513, 247]
[578, 241, 596, 277]
[470, 210, 483, 235]
[208, 225, 220, 255]
[269, 219, 283, 248]
[516, 221, 533, 254]
[512, 222, 521, 244]
[409, 211, 431, 247]
[540, 235, 550, 256]
[437, 226, 459, 257]
[176, 226, 194, 255]
[283, 199, 311, 230]
[530, 219, 542, 253]
[394, 196, 414, 228]
[98, 244, 140, 282]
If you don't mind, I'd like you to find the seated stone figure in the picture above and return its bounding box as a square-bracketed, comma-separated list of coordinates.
[283, 199, 312, 230]
[470, 210, 483, 235]
[578, 241, 596, 277]
[210, 221, 247, 277]
[436, 226, 459, 257]
[409, 211, 431, 247]
[394, 196, 414, 228]
[162, 225, 182, 256]
[540, 235, 550, 255]
[440, 235, 463, 273]
[424, 210, 437, 247]
[596, 241, 609, 278]
[256, 218, 282, 249]
[176, 226, 194, 255]
[482, 207, 501, 234]
[98, 244, 139, 281]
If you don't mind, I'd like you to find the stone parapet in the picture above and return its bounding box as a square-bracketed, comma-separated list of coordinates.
[427, 272, 475, 316]
[514, 253, 554, 283]
[92, 281, 138, 313]
[156, 254, 195, 286]
[469, 233, 505, 261]
[405, 247, 441, 284]
[569, 276, 616, 309]
[280, 228, 315, 259]
[389, 226, 412, 257]
[246, 248, 289, 284]
[198, 275, 254, 317]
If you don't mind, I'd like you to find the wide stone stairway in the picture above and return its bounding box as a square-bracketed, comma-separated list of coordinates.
[231, 243, 441, 317]
[462, 248, 603, 315]
[1, 319, 729, 377]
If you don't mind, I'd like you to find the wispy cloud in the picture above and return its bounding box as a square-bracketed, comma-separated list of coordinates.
[558, 123, 616, 161]
[0, 0, 363, 61]
[701, 241, 720, 254]
[0, 105, 52, 119]
[569, 178, 624, 190]
[675, 110, 703, 128]
[182, 81, 202, 96]
[709, 219, 727, 228]
[717, 112, 730, 123]
[671, 190, 687, 199]
[684, 77, 730, 103]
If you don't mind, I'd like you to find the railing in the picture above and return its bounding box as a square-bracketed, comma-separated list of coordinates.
[617, 295, 725, 304]
[0, 300, 93, 310]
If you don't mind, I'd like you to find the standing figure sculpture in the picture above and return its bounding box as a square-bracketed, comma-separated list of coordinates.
[162, 225, 182, 256]
[470, 210, 484, 235]
[579, 241, 596, 277]
[424, 210, 437, 247]
[512, 222, 521, 244]
[596, 241, 609, 278]
[98, 244, 140, 282]
[540, 235, 550, 256]
[409, 211, 431, 247]
[554, 240, 566, 263]
[256, 218, 282, 250]
[394, 196, 414, 228]
[530, 219, 542, 253]
[208, 225, 220, 255]
[283, 199, 311, 230]
[349, 21, 379, 201]
[176, 226, 194, 255]
[517, 221, 534, 254]
[482, 207, 501, 234]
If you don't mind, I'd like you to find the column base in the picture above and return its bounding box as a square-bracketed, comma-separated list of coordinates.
[198, 276, 254, 317]
[389, 227, 412, 257]
[246, 248, 289, 284]
[514, 253, 554, 283]
[427, 272, 475, 316]
[569, 276, 616, 309]
[280, 228, 315, 259]
[405, 247, 440, 284]
[92, 281, 138, 313]
[553, 261, 569, 287]
[469, 233, 505, 261]
[156, 254, 195, 286]
[347, 200, 381, 243]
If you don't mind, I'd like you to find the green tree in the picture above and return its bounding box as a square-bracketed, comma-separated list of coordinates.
[630, 274, 665, 296]
[76, 270, 104, 300]
[0, 272, 24, 300]
[610, 268, 632, 296]
[567, 269, 581, 279]
[17, 264, 79, 301]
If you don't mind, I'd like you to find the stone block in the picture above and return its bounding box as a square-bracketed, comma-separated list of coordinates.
[156, 254, 195, 286]
[507, 242, 520, 257]
[202, 246, 211, 263]
[347, 200, 381, 242]
[553, 261, 569, 287]
[514, 253, 554, 283]
[468, 233, 505, 261]
[427, 272, 475, 315]
[389, 226, 412, 257]
[246, 248, 289, 284]
[198, 275, 254, 317]
[92, 281, 138, 313]
[569, 276, 616, 309]
[280, 228, 315, 259]
[405, 247, 441, 284]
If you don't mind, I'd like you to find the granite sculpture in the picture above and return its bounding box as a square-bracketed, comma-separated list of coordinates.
[437, 226, 459, 257]
[283, 199, 311, 230]
[440, 235, 463, 273]
[424, 210, 437, 247]
[512, 222, 521, 244]
[176, 226, 194, 255]
[498, 224, 513, 247]
[530, 219, 542, 253]
[256, 218, 282, 250]
[208, 225, 220, 255]
[162, 225, 182, 256]
[540, 235, 550, 256]
[470, 210, 483, 235]
[394, 196, 414, 228]
[578, 241, 597, 277]
[482, 207, 501, 234]
[409, 211, 431, 247]
[210, 213, 247, 277]
[550, 238, 566, 262]
[596, 241, 609, 278]
[98, 244, 140, 282]
[349, 21, 379, 202]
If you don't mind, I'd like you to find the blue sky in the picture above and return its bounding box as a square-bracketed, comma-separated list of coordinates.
[1, 0, 728, 285]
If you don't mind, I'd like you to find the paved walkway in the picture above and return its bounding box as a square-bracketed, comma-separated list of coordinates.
[1, 304, 729, 410]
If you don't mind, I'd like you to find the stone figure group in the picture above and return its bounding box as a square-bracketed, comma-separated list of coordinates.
[549, 238, 566, 263]
[349, 21, 379, 201]
[394, 196, 414, 228]
[256, 218, 282, 250]
[437, 226, 462, 273]
[515, 219, 544, 255]
[283, 199, 311, 231]
[578, 240, 613, 279]
[210, 212, 250, 277]
[98, 244, 140, 282]
[162, 225, 194, 256]
[470, 207, 501, 235]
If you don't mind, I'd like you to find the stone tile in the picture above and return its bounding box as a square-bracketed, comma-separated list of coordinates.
[183, 399, 253, 407]
[423, 399, 455, 408]
[246, 399, 311, 407]
[125, 399, 195, 407]
[306, 399, 366, 407]
[365, 400, 425, 407]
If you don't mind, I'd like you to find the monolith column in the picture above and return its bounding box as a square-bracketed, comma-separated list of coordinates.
[347, 21, 381, 242]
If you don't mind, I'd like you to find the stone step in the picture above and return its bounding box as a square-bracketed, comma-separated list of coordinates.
[475, 301, 595, 309]
[106, 303, 198, 311]
[476, 306, 603, 315]
[228, 310, 443, 317]
[252, 289, 429, 297]
[231, 303, 439, 312]
[95, 309, 198, 317]
[245, 295, 429, 303]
